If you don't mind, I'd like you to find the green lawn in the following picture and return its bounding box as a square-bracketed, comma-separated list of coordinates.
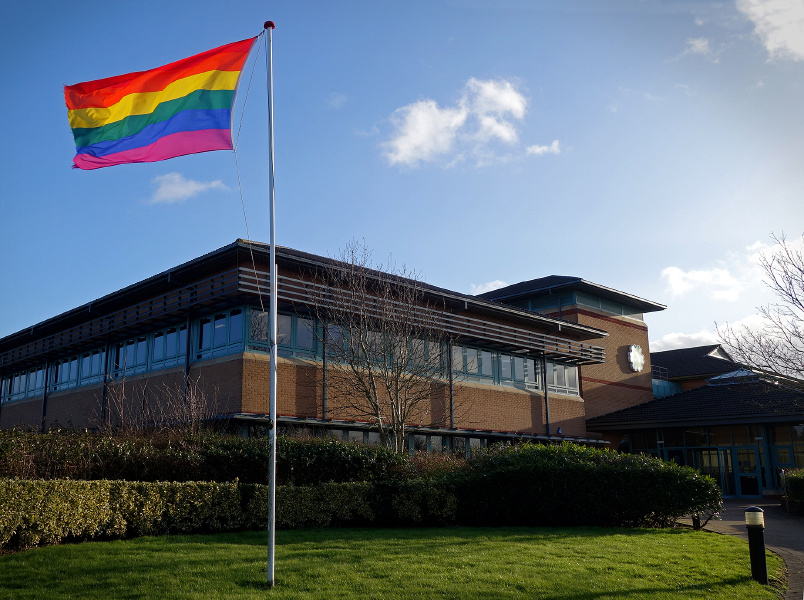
[0, 527, 784, 599]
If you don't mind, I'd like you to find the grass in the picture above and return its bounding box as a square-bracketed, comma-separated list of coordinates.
[0, 527, 785, 600]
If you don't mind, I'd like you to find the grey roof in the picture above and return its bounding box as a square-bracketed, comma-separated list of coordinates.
[650, 344, 738, 380]
[0, 240, 608, 358]
[586, 375, 804, 430]
[477, 275, 666, 313]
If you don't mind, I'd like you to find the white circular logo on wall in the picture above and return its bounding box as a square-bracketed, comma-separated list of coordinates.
[628, 345, 645, 372]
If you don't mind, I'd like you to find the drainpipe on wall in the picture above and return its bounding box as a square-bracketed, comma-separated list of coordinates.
[40, 359, 50, 432]
[541, 352, 551, 437]
[101, 340, 110, 427]
[322, 316, 328, 420]
[182, 312, 193, 405]
[448, 342, 455, 429]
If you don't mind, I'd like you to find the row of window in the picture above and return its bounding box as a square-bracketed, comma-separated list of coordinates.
[1, 306, 581, 402]
[451, 344, 579, 395]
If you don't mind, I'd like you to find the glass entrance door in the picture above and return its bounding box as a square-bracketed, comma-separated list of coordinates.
[694, 448, 736, 496]
[736, 448, 761, 496]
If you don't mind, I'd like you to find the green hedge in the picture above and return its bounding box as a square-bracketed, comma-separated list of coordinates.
[0, 430, 405, 485]
[786, 468, 804, 502]
[0, 479, 453, 549]
[446, 443, 722, 528]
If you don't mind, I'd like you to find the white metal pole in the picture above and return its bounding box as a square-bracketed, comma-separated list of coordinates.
[264, 19, 278, 589]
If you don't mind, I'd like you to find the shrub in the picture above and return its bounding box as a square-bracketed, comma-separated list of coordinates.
[0, 430, 405, 485]
[443, 443, 722, 528]
[0, 479, 244, 549]
[786, 468, 804, 502]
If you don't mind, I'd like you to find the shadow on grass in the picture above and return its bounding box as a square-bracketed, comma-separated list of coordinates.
[217, 525, 695, 548]
[529, 576, 754, 600]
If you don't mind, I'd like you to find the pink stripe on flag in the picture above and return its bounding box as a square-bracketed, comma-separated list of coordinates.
[72, 129, 232, 170]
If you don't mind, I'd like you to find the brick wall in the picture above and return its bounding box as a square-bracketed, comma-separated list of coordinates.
[549, 306, 654, 420]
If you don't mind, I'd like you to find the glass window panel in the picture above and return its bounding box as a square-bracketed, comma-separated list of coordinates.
[773, 426, 792, 445]
[115, 344, 126, 370]
[297, 317, 314, 349]
[126, 341, 137, 368]
[136, 338, 147, 365]
[566, 365, 578, 388]
[81, 354, 91, 378]
[708, 426, 732, 446]
[513, 357, 524, 381]
[277, 314, 292, 345]
[250, 311, 269, 342]
[229, 310, 243, 343]
[213, 314, 227, 346]
[35, 368, 44, 389]
[165, 328, 178, 358]
[684, 428, 707, 446]
[466, 348, 479, 373]
[545, 362, 555, 386]
[481, 351, 494, 377]
[91, 351, 100, 375]
[631, 430, 658, 450]
[777, 448, 792, 464]
[732, 426, 751, 445]
[327, 324, 344, 352]
[499, 354, 512, 379]
[153, 332, 165, 361]
[663, 428, 684, 447]
[199, 318, 212, 350]
[428, 341, 442, 369]
[796, 448, 804, 467]
[452, 346, 464, 372]
[526, 359, 536, 383]
[178, 326, 187, 356]
[793, 425, 804, 444]
[556, 364, 566, 388]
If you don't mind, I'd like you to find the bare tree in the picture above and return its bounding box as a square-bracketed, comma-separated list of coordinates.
[308, 241, 456, 453]
[719, 233, 804, 388]
[99, 373, 220, 435]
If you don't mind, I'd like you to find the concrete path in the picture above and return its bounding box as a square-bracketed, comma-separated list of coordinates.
[681, 499, 804, 600]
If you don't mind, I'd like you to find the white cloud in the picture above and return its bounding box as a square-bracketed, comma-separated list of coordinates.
[470, 280, 508, 295]
[658, 238, 781, 302]
[149, 173, 227, 204]
[737, 0, 804, 61]
[650, 329, 719, 352]
[527, 140, 561, 156]
[326, 92, 348, 109]
[673, 37, 721, 63]
[382, 78, 556, 168]
[661, 266, 743, 301]
[383, 100, 468, 166]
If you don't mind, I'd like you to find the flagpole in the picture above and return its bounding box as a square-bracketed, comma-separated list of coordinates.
[264, 19, 278, 589]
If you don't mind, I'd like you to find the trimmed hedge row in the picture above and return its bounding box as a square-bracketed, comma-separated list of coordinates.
[786, 468, 804, 502]
[1, 444, 721, 549]
[0, 430, 406, 485]
[449, 443, 722, 528]
[0, 479, 455, 549]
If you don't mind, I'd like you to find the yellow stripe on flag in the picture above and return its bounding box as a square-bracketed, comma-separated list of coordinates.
[67, 70, 241, 129]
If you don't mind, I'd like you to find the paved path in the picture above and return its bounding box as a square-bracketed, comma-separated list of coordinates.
[681, 499, 804, 600]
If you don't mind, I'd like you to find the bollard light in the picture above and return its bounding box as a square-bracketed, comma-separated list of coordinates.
[744, 507, 768, 585]
[744, 507, 765, 527]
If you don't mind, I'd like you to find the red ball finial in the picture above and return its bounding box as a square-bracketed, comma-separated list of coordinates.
[264, 21, 275, 30]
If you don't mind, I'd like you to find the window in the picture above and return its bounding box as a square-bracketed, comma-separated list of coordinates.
[53, 356, 79, 390]
[544, 361, 579, 395]
[150, 324, 187, 370]
[79, 349, 105, 384]
[197, 308, 246, 359]
[249, 309, 316, 358]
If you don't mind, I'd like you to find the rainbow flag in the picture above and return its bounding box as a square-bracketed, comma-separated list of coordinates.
[65, 37, 256, 170]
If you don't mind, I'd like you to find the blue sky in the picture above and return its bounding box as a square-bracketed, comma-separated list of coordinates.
[1, 0, 803, 351]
